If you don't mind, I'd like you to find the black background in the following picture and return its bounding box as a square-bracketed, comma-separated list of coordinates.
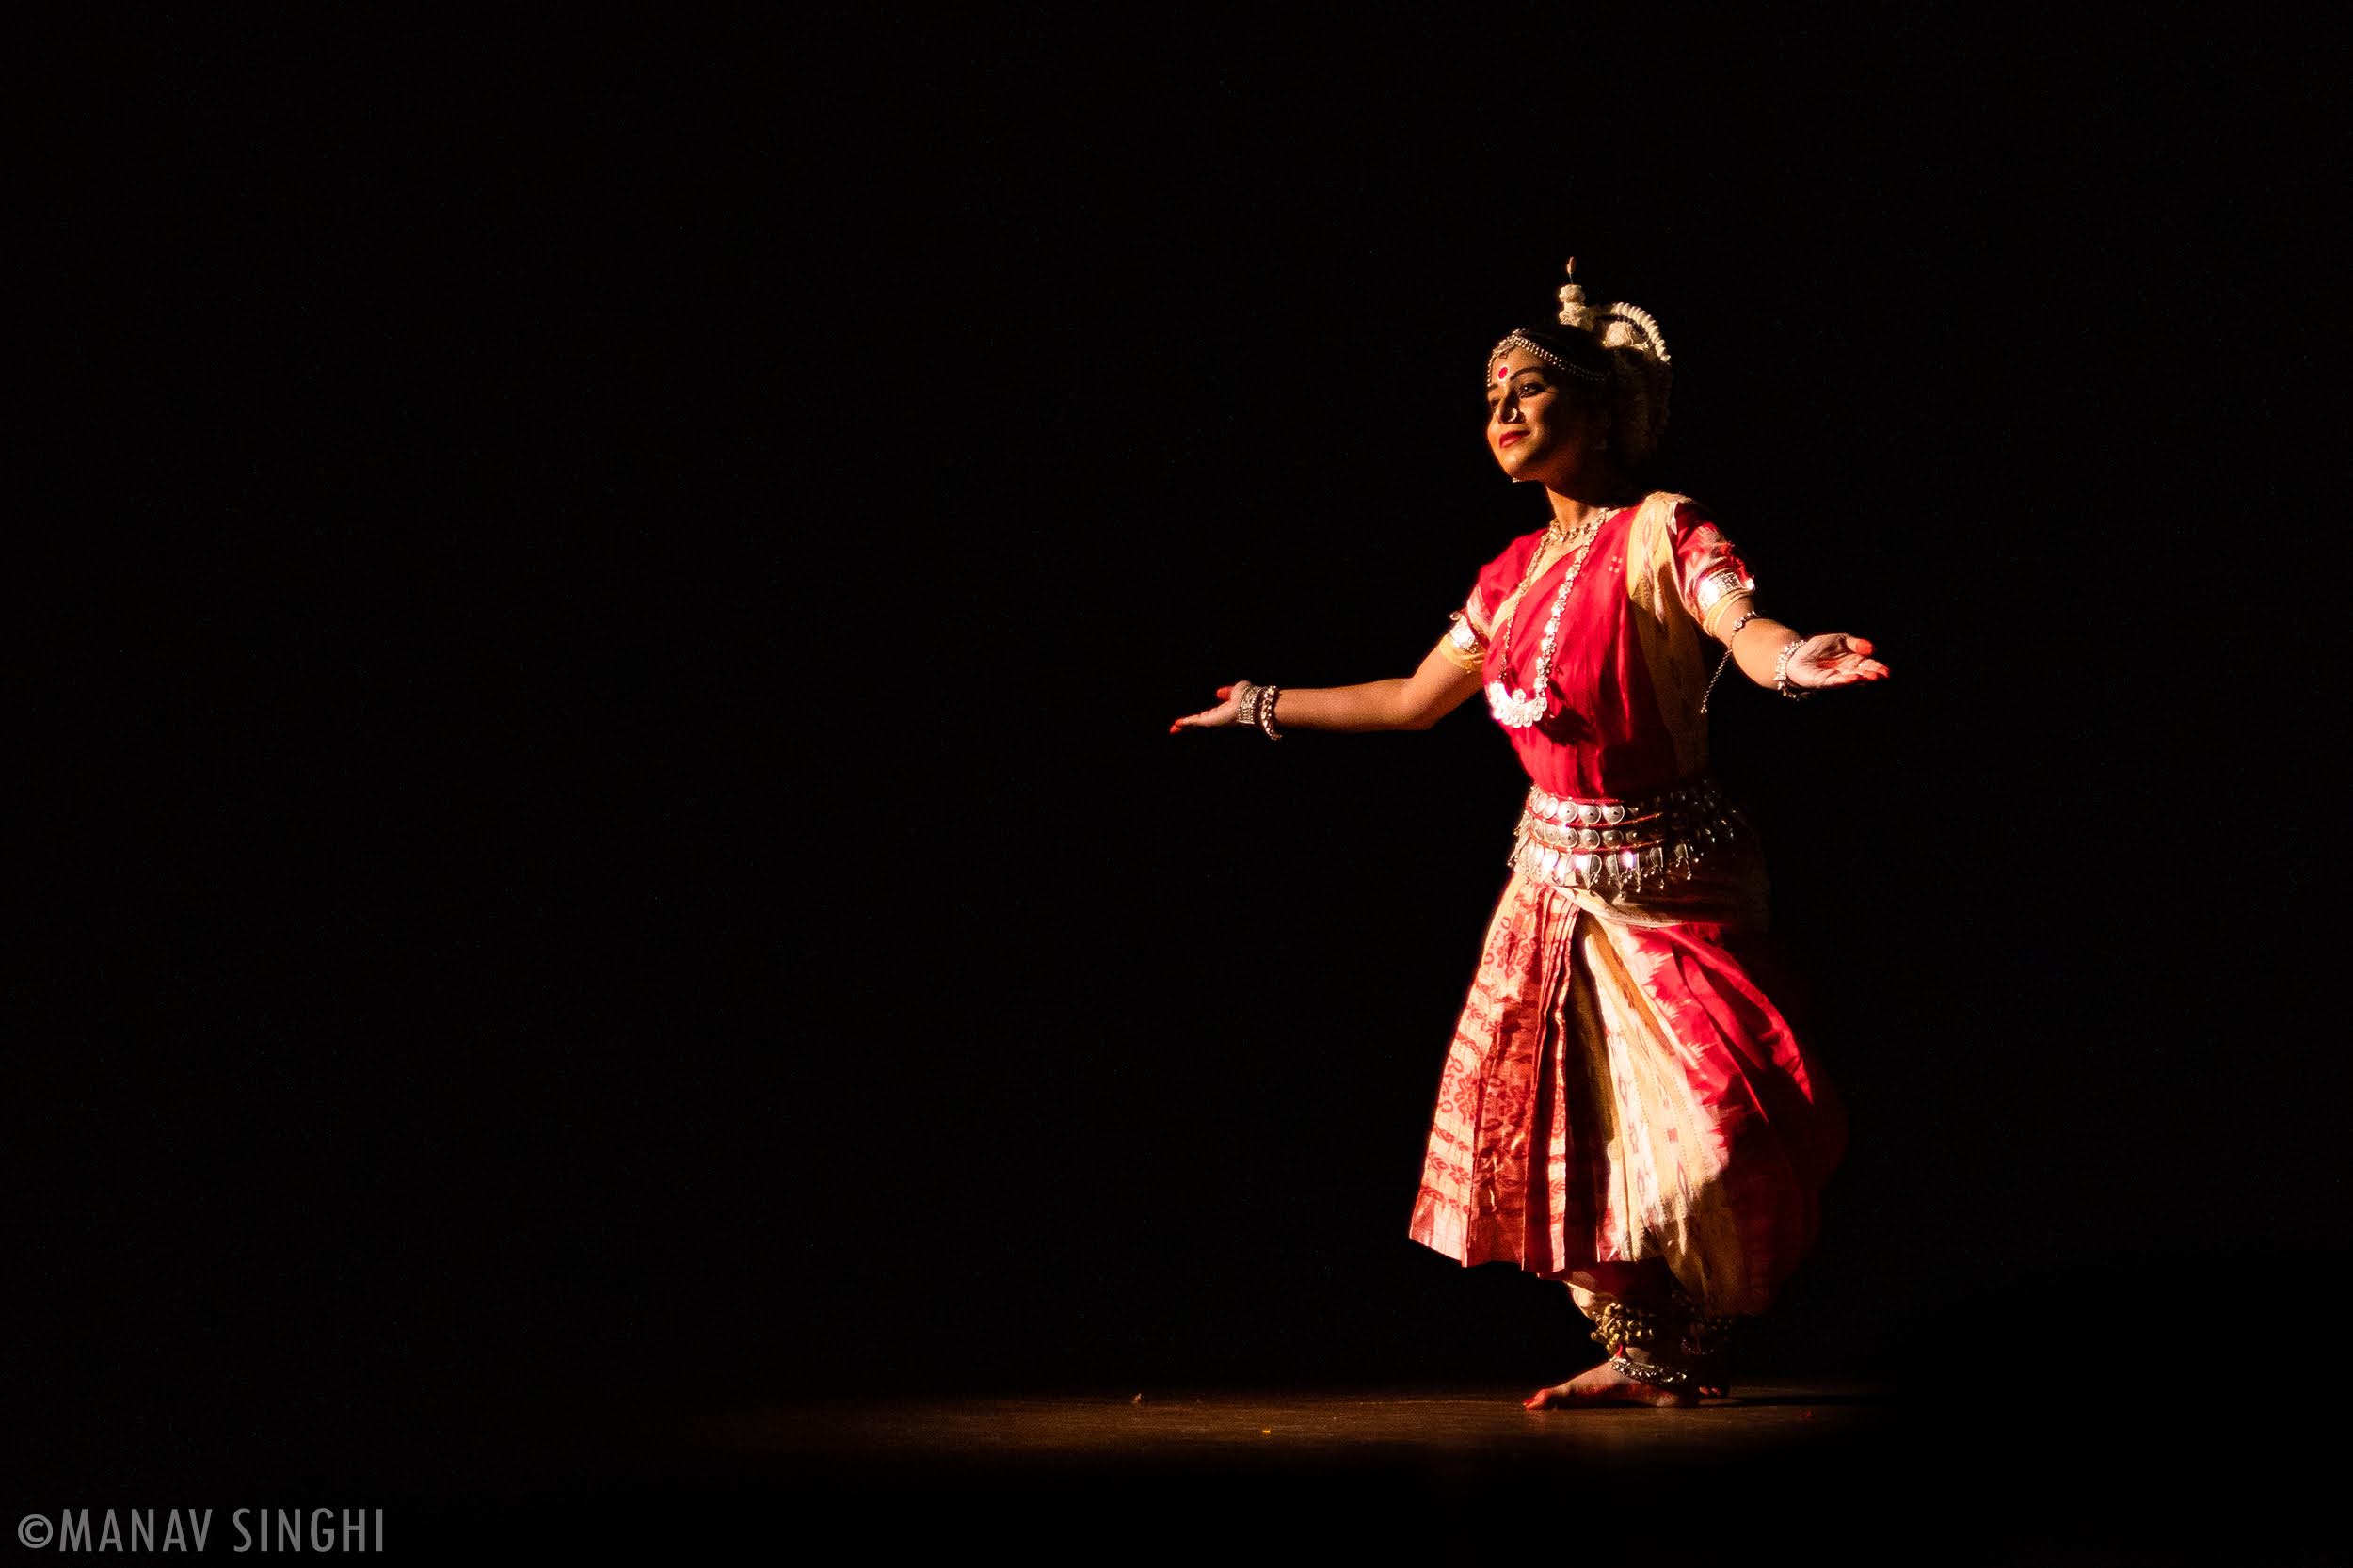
[19, 2, 2343, 1517]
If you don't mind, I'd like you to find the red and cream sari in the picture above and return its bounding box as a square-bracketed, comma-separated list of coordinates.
[1408, 491, 1846, 1325]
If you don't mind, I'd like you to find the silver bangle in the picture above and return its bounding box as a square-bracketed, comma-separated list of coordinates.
[1772, 639, 1813, 701]
[1257, 684, 1283, 740]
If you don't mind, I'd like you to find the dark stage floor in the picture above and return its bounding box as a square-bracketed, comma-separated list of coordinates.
[334, 1380, 2331, 1558]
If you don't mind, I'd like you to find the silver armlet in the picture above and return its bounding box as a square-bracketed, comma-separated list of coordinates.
[1693, 567, 1754, 622]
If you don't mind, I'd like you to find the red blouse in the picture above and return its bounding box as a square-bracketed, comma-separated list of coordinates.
[1464, 496, 1754, 801]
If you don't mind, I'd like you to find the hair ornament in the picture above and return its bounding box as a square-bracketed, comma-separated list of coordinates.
[1549, 256, 1674, 465]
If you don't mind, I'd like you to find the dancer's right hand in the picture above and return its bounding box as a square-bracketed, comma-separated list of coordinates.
[1168, 684, 1244, 734]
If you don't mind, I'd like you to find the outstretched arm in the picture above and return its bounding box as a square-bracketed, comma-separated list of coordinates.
[1666, 504, 1887, 696]
[1170, 638, 1484, 734]
[1723, 611, 1890, 693]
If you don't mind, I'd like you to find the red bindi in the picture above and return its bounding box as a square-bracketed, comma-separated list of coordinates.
[1496, 364, 1511, 383]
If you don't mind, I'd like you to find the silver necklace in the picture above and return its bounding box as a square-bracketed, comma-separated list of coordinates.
[1484, 509, 1616, 729]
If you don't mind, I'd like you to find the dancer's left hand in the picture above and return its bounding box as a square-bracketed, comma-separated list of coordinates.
[1783, 632, 1890, 690]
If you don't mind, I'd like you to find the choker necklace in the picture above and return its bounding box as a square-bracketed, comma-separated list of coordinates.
[1545, 509, 1605, 546]
[1485, 508, 1618, 728]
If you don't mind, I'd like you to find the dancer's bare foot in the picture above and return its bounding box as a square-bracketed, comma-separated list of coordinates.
[1522, 1360, 1698, 1409]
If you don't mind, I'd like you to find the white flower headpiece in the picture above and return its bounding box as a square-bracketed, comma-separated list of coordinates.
[1552, 257, 1674, 465]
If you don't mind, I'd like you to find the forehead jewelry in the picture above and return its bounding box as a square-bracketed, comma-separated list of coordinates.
[1488, 332, 1611, 388]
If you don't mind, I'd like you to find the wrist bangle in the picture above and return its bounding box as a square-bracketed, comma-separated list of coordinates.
[1773, 639, 1813, 701]
[1257, 683, 1284, 740]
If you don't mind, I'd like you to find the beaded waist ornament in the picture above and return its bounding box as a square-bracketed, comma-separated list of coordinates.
[1507, 778, 1749, 895]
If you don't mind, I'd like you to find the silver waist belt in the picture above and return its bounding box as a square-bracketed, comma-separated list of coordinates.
[1509, 777, 1749, 894]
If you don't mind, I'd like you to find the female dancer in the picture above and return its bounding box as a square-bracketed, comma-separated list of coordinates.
[1171, 261, 1886, 1407]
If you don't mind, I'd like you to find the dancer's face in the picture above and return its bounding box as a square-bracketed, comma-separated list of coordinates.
[1486, 348, 1603, 485]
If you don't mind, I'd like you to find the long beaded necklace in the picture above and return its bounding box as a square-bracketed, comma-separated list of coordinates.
[1483, 508, 1618, 729]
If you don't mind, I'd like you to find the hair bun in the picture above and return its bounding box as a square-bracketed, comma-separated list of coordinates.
[1546, 261, 1673, 465]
